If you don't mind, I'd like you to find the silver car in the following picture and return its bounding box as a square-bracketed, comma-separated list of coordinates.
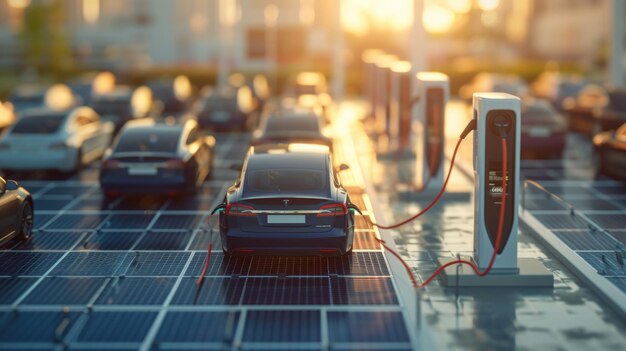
[0, 107, 114, 173]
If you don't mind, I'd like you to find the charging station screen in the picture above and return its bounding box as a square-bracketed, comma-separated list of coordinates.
[425, 88, 444, 175]
[484, 110, 516, 253]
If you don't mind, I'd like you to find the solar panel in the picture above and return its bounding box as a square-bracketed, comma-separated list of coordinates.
[0, 311, 80, 342]
[134, 230, 193, 251]
[152, 214, 204, 230]
[0, 277, 37, 305]
[45, 214, 107, 230]
[155, 311, 240, 343]
[242, 277, 331, 305]
[101, 214, 155, 230]
[79, 230, 143, 251]
[243, 310, 321, 342]
[331, 277, 398, 305]
[20, 277, 106, 305]
[72, 311, 157, 343]
[327, 311, 410, 343]
[171, 277, 245, 305]
[15, 230, 86, 251]
[0, 252, 64, 276]
[553, 230, 623, 251]
[95, 277, 176, 305]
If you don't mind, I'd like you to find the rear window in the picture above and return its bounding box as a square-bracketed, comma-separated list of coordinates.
[246, 169, 327, 193]
[114, 129, 180, 153]
[265, 117, 319, 134]
[11, 114, 66, 134]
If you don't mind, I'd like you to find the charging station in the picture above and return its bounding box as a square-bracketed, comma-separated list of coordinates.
[374, 54, 397, 147]
[362, 49, 383, 119]
[389, 60, 412, 155]
[437, 93, 553, 287]
[414, 72, 448, 192]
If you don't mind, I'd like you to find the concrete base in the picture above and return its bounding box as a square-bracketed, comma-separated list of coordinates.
[437, 256, 554, 287]
[397, 184, 471, 202]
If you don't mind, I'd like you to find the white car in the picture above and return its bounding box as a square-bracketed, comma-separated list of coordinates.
[0, 107, 114, 173]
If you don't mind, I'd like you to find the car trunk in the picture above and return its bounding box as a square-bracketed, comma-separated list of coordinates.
[103, 154, 186, 180]
[234, 197, 341, 233]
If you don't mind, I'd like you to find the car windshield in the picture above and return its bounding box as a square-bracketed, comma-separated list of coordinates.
[264, 117, 320, 134]
[246, 169, 327, 193]
[114, 129, 180, 153]
[11, 114, 66, 134]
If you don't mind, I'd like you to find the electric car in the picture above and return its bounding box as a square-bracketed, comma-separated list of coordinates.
[562, 84, 609, 135]
[531, 72, 585, 110]
[251, 108, 333, 152]
[593, 122, 626, 182]
[216, 143, 356, 256]
[99, 118, 215, 198]
[193, 86, 256, 131]
[67, 71, 116, 106]
[0, 177, 33, 246]
[520, 99, 567, 159]
[9, 84, 78, 113]
[588, 89, 626, 134]
[90, 86, 158, 132]
[0, 107, 114, 173]
[459, 73, 529, 102]
[147, 75, 193, 115]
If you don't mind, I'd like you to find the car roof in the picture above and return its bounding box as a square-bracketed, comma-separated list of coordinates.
[121, 118, 193, 133]
[247, 143, 330, 171]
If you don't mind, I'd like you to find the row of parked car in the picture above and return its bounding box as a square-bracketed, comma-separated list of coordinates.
[461, 71, 626, 181]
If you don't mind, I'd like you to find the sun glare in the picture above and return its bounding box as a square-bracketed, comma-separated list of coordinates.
[341, 0, 413, 35]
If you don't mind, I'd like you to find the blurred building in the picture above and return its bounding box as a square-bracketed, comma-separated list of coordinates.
[0, 0, 337, 71]
[529, 0, 615, 61]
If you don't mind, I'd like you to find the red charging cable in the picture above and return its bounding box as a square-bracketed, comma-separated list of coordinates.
[196, 243, 212, 286]
[374, 137, 508, 288]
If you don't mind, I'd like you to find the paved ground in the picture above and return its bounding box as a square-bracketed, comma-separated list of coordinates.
[0, 100, 625, 351]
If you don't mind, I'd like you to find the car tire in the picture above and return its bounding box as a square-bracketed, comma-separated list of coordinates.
[17, 201, 33, 242]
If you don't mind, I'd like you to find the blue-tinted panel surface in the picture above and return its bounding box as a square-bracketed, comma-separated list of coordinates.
[0, 252, 63, 276]
[331, 277, 398, 305]
[34, 214, 55, 229]
[51, 252, 131, 276]
[95, 277, 175, 305]
[0, 277, 36, 304]
[79, 230, 142, 250]
[248, 255, 328, 276]
[21, 277, 106, 305]
[185, 252, 251, 276]
[155, 311, 239, 343]
[532, 214, 590, 230]
[46, 214, 106, 230]
[242, 277, 330, 305]
[0, 311, 79, 342]
[15, 230, 84, 250]
[124, 252, 190, 276]
[42, 185, 95, 196]
[112, 197, 166, 211]
[329, 252, 390, 276]
[243, 310, 321, 342]
[33, 198, 72, 211]
[553, 230, 623, 251]
[578, 252, 626, 276]
[100, 214, 155, 230]
[586, 214, 626, 230]
[327, 311, 410, 343]
[134, 230, 193, 250]
[171, 277, 244, 305]
[73, 311, 157, 342]
[152, 214, 203, 230]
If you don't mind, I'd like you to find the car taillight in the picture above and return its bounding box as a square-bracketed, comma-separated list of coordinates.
[165, 159, 185, 169]
[225, 203, 255, 216]
[102, 159, 120, 169]
[317, 203, 347, 216]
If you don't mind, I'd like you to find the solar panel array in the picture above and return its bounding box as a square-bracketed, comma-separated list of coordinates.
[0, 133, 415, 350]
[520, 160, 626, 295]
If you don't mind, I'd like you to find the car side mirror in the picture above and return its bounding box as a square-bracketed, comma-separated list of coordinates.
[211, 203, 226, 215]
[337, 163, 350, 173]
[229, 163, 243, 171]
[5, 180, 19, 191]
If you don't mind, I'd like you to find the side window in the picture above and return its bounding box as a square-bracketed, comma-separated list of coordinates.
[186, 128, 199, 145]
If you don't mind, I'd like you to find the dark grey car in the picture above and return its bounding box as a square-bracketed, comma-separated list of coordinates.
[0, 177, 33, 246]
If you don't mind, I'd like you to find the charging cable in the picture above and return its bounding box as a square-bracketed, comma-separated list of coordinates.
[371, 119, 509, 288]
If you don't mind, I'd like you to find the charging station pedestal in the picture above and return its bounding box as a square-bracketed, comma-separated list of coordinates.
[438, 93, 553, 287]
[414, 72, 448, 193]
[373, 55, 397, 147]
[388, 61, 412, 157]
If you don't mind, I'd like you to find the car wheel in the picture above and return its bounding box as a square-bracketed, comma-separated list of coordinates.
[17, 202, 33, 241]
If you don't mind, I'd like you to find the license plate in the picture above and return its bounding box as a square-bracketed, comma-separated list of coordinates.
[211, 111, 229, 122]
[267, 215, 305, 224]
[528, 127, 551, 137]
[128, 167, 157, 175]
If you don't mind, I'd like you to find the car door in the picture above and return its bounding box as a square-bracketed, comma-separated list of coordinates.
[75, 113, 100, 163]
[185, 128, 207, 183]
[0, 178, 20, 242]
